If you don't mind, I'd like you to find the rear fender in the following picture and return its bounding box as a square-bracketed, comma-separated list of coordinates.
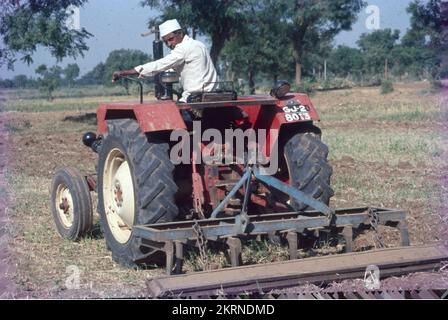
[259, 94, 321, 159]
[275, 93, 320, 124]
[97, 101, 187, 135]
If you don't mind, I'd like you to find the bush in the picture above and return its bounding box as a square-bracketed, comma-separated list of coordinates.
[315, 78, 354, 91]
[291, 79, 314, 95]
[439, 65, 448, 79]
[380, 80, 394, 94]
[430, 80, 443, 92]
[366, 75, 382, 87]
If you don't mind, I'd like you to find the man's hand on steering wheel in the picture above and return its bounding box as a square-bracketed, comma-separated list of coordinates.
[111, 69, 139, 83]
[112, 71, 122, 83]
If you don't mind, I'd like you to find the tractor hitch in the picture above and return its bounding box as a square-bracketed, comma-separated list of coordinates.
[210, 165, 335, 223]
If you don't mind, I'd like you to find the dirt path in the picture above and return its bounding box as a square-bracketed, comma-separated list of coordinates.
[0, 90, 17, 298]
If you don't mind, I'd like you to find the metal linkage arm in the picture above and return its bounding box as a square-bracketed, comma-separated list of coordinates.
[209, 166, 334, 220]
[253, 168, 334, 218]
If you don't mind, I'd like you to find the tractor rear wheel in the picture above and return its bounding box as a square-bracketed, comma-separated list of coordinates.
[97, 119, 178, 267]
[284, 132, 334, 211]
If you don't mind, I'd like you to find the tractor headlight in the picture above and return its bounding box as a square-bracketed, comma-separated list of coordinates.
[82, 132, 97, 147]
[270, 80, 290, 99]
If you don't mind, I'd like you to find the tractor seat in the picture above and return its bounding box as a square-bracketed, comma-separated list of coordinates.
[187, 91, 237, 103]
[187, 81, 237, 103]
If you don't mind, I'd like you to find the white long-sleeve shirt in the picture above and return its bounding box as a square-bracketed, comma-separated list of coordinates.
[134, 35, 218, 102]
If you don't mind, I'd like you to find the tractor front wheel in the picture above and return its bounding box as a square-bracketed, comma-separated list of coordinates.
[51, 167, 93, 240]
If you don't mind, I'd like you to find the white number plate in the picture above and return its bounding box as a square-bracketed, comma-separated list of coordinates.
[282, 103, 311, 122]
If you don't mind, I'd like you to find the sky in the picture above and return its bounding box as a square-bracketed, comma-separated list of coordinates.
[0, 0, 414, 79]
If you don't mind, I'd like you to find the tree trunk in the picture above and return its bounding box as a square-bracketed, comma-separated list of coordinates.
[324, 60, 327, 81]
[248, 69, 255, 94]
[385, 58, 389, 80]
[291, 21, 308, 85]
[293, 40, 303, 85]
[48, 89, 53, 101]
[295, 61, 302, 85]
[210, 33, 227, 70]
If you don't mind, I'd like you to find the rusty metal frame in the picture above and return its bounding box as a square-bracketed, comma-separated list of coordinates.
[146, 244, 448, 298]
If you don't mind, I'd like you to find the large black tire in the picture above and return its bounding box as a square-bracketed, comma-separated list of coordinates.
[51, 167, 93, 240]
[97, 119, 178, 267]
[284, 132, 334, 211]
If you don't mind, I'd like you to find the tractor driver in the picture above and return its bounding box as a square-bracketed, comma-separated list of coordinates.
[112, 19, 218, 103]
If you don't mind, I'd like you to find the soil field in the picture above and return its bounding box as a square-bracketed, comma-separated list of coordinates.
[0, 82, 447, 298]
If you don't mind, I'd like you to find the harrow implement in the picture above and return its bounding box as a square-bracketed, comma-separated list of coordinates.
[134, 166, 412, 275]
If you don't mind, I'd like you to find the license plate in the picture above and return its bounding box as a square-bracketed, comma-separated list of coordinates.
[282, 102, 311, 122]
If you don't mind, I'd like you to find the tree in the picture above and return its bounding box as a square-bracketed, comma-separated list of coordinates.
[142, 1, 362, 84]
[0, 78, 15, 88]
[63, 63, 80, 87]
[13, 74, 28, 88]
[328, 45, 363, 78]
[357, 29, 400, 77]
[103, 49, 151, 94]
[393, 29, 439, 79]
[406, 0, 448, 78]
[222, 23, 263, 94]
[35, 64, 62, 101]
[79, 62, 106, 85]
[222, 0, 294, 93]
[141, 0, 250, 66]
[300, 35, 333, 80]
[0, 0, 92, 69]
[408, 0, 447, 50]
[255, 1, 296, 83]
[275, 0, 364, 84]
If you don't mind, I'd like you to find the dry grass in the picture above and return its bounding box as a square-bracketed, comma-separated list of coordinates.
[3, 81, 448, 297]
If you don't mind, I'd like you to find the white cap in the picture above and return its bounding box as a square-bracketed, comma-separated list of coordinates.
[159, 19, 182, 38]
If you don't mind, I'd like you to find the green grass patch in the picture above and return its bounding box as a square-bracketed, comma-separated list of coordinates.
[323, 128, 445, 165]
[332, 171, 434, 205]
[4, 92, 137, 113]
[8, 86, 130, 100]
[376, 109, 437, 122]
[183, 239, 290, 272]
[320, 101, 442, 122]
[242, 240, 289, 264]
[5, 99, 99, 112]
[5, 119, 32, 133]
[314, 83, 444, 123]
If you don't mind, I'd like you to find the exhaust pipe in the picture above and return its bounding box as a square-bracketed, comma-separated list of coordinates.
[142, 26, 164, 100]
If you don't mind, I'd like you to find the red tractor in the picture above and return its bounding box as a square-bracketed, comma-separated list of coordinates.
[50, 29, 446, 285]
[50, 75, 334, 267]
